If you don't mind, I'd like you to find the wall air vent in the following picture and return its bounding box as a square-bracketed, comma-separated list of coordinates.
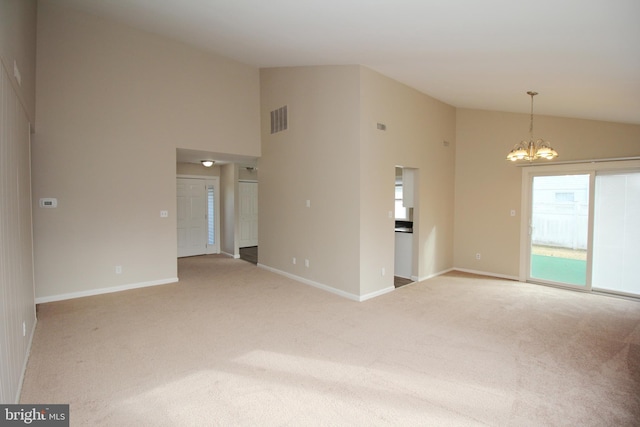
[270, 105, 288, 134]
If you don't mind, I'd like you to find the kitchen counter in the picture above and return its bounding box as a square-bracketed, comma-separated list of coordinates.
[394, 220, 413, 233]
[394, 227, 413, 233]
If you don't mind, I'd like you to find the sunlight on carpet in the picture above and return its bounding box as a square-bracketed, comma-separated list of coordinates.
[19, 255, 640, 425]
[116, 349, 514, 425]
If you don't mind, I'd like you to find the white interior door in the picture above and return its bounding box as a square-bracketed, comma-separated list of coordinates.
[239, 182, 258, 248]
[177, 178, 207, 257]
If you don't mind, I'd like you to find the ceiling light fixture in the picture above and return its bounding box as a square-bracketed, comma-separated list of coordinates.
[201, 160, 214, 167]
[506, 91, 558, 162]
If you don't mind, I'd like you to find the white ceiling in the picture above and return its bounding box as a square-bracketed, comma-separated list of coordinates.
[55, 0, 640, 125]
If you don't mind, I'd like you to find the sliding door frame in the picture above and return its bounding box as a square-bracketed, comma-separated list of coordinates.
[519, 159, 640, 293]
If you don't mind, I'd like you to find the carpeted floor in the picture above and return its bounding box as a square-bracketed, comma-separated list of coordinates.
[20, 255, 640, 426]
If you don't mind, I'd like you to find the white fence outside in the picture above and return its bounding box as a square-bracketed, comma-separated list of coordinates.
[532, 202, 589, 250]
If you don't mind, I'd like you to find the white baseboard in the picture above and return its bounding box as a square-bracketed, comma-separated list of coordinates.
[413, 267, 455, 283]
[360, 285, 395, 301]
[35, 277, 179, 304]
[452, 268, 519, 281]
[15, 317, 37, 403]
[257, 264, 394, 302]
[221, 251, 240, 259]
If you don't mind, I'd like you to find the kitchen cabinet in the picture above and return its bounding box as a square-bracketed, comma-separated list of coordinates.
[394, 231, 412, 279]
[402, 168, 415, 208]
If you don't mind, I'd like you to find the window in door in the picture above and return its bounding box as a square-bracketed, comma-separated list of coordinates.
[592, 171, 640, 296]
[205, 178, 220, 254]
[207, 184, 215, 246]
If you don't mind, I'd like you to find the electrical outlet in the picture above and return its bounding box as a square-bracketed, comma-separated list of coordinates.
[22, 321, 26, 337]
[304, 259, 310, 268]
[475, 253, 481, 260]
[292, 257, 296, 265]
[510, 209, 516, 217]
[381, 267, 386, 276]
[115, 265, 123, 274]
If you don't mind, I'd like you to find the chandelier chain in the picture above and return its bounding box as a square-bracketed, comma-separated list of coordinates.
[529, 93, 534, 138]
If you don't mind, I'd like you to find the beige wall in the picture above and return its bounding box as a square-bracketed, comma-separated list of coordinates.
[25, 0, 640, 306]
[176, 162, 220, 177]
[33, 1, 260, 300]
[259, 66, 362, 297]
[359, 68, 456, 294]
[238, 166, 258, 182]
[454, 108, 640, 277]
[259, 65, 456, 299]
[0, 0, 37, 122]
[220, 163, 238, 257]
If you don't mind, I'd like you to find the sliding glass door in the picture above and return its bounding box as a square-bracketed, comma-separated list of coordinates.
[592, 171, 640, 296]
[529, 174, 590, 288]
[522, 161, 640, 298]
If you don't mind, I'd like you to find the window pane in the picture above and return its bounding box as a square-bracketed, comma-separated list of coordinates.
[395, 185, 403, 199]
[592, 172, 640, 296]
[395, 200, 407, 219]
[530, 174, 589, 286]
[207, 186, 215, 245]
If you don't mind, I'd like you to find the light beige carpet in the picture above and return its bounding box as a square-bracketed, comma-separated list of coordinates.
[21, 255, 640, 426]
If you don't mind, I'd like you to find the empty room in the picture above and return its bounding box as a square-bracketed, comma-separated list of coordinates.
[2, 0, 639, 425]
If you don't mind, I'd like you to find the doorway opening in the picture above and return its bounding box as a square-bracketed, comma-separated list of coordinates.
[238, 177, 258, 264]
[394, 166, 417, 287]
[239, 246, 258, 264]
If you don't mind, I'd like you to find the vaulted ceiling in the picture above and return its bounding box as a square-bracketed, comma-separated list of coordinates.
[53, 0, 640, 124]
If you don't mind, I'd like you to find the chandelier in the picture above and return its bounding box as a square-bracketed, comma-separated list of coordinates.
[506, 91, 558, 162]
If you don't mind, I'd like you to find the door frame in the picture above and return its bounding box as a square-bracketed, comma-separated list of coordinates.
[520, 166, 594, 291]
[519, 159, 640, 292]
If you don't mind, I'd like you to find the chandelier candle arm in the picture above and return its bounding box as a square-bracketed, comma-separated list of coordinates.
[506, 91, 558, 162]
